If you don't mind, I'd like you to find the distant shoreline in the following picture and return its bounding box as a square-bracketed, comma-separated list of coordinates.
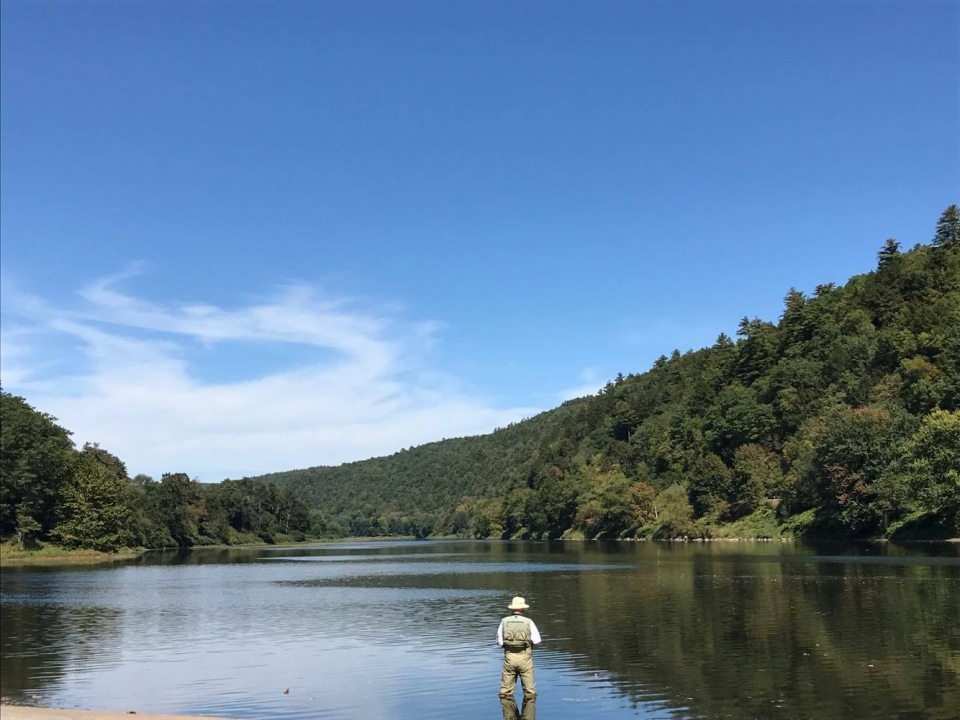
[0, 536, 410, 569]
[3, 534, 956, 569]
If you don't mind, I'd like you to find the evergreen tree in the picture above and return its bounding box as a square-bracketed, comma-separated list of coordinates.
[877, 238, 901, 268]
[932, 205, 959, 248]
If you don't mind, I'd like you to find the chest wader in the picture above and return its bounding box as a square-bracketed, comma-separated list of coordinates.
[499, 616, 537, 701]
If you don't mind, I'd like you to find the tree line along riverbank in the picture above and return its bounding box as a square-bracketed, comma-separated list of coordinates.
[0, 393, 327, 555]
[2, 207, 959, 557]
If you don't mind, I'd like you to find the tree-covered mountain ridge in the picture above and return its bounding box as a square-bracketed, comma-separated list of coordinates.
[247, 206, 960, 541]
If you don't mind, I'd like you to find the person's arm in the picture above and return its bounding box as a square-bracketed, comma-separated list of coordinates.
[529, 620, 542, 646]
[496, 620, 504, 647]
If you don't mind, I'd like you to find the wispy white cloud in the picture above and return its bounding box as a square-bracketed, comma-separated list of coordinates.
[0, 269, 539, 480]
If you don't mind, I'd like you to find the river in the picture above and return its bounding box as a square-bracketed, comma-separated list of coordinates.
[1, 540, 958, 719]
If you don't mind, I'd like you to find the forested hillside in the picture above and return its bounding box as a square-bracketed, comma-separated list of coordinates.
[252, 206, 960, 540]
[250, 403, 582, 537]
[3, 207, 958, 550]
[0, 392, 321, 551]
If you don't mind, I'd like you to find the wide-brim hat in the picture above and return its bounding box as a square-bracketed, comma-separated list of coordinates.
[507, 596, 530, 611]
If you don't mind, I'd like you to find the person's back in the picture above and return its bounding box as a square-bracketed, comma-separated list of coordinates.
[500, 614, 533, 651]
[497, 597, 541, 703]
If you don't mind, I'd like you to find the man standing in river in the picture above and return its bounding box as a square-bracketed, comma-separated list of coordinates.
[497, 596, 542, 705]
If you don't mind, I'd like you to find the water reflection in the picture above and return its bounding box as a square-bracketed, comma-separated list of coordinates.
[500, 697, 536, 720]
[0, 570, 126, 702]
[1, 541, 957, 719]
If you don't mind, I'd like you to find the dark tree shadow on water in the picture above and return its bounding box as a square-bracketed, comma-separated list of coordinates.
[500, 697, 536, 720]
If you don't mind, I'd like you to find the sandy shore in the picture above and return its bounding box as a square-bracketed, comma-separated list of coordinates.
[0, 708, 234, 720]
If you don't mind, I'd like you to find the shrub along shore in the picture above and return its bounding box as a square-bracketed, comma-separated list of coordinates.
[0, 544, 144, 566]
[0, 539, 303, 568]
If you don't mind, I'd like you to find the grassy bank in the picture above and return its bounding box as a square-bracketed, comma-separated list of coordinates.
[0, 543, 145, 567]
[0, 535, 413, 568]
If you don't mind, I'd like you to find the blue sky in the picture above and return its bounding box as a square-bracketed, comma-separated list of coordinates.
[1, 0, 957, 480]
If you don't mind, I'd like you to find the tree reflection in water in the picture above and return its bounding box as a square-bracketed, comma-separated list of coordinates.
[0, 541, 957, 720]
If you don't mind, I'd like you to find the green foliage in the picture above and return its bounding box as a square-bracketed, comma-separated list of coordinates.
[780, 508, 817, 537]
[731, 444, 782, 516]
[648, 484, 695, 539]
[126, 475, 316, 547]
[901, 410, 960, 532]
[154, 473, 205, 546]
[531, 468, 581, 538]
[81, 442, 129, 480]
[14, 512, 42, 550]
[0, 394, 316, 551]
[573, 465, 634, 539]
[803, 405, 916, 535]
[53, 453, 135, 551]
[705, 383, 775, 454]
[932, 204, 959, 249]
[877, 238, 901, 268]
[708, 505, 783, 539]
[1, 391, 75, 540]
[468, 497, 504, 539]
[628, 481, 657, 527]
[686, 453, 733, 518]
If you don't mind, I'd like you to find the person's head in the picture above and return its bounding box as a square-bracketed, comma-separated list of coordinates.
[507, 596, 529, 615]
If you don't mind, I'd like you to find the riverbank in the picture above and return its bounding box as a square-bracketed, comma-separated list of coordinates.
[4, 534, 954, 568]
[0, 536, 415, 568]
[0, 707, 234, 720]
[0, 545, 146, 567]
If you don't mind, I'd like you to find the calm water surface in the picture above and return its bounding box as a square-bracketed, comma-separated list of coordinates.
[2, 540, 958, 720]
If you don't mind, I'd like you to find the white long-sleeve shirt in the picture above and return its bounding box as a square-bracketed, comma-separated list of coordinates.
[497, 615, 542, 647]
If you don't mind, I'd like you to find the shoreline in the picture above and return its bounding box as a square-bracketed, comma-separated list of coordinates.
[612, 535, 960, 543]
[0, 706, 234, 720]
[0, 546, 146, 567]
[3, 534, 956, 568]
[0, 536, 411, 569]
